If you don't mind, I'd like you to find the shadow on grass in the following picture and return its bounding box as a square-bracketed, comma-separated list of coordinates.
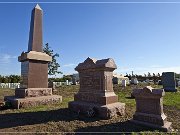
[0, 108, 163, 132]
[125, 96, 135, 99]
[0, 108, 101, 129]
[75, 120, 155, 133]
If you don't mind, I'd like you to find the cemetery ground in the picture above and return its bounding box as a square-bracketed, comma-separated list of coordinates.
[0, 84, 179, 134]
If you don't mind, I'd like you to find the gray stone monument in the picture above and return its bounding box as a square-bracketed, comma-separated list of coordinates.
[4, 4, 62, 109]
[162, 72, 177, 92]
[68, 57, 125, 119]
[131, 86, 172, 132]
[122, 80, 126, 87]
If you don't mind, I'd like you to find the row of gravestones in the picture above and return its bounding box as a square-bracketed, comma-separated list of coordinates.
[0, 73, 177, 90]
[0, 83, 20, 89]
[123, 72, 178, 92]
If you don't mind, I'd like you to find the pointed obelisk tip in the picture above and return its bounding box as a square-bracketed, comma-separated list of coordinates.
[35, 4, 42, 10]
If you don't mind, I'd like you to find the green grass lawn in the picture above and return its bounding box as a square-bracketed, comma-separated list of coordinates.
[164, 91, 180, 109]
[0, 84, 179, 133]
[115, 84, 180, 109]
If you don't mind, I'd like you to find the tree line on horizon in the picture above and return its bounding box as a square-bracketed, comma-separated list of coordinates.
[0, 75, 72, 83]
[1, 73, 180, 83]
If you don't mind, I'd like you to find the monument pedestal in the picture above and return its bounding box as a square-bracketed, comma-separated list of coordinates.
[5, 95, 62, 109]
[69, 101, 125, 119]
[5, 87, 62, 109]
[15, 88, 53, 98]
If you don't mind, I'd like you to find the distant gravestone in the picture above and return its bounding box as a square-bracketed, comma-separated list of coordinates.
[162, 72, 177, 92]
[131, 78, 138, 85]
[178, 81, 180, 87]
[122, 80, 126, 87]
[66, 80, 69, 85]
[72, 73, 79, 85]
[4, 4, 62, 109]
[131, 86, 172, 132]
[68, 57, 125, 119]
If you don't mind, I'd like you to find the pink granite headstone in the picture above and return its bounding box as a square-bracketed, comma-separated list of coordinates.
[68, 57, 125, 119]
[131, 86, 172, 131]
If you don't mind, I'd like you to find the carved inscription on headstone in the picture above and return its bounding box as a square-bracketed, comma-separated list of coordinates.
[136, 99, 159, 114]
[78, 94, 98, 103]
[21, 61, 29, 88]
[81, 75, 101, 90]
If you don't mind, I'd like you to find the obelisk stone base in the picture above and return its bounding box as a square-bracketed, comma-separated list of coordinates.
[15, 88, 53, 98]
[68, 101, 125, 119]
[4, 95, 62, 109]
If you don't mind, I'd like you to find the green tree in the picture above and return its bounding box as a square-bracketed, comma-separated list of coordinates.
[2, 76, 8, 83]
[62, 75, 72, 81]
[175, 73, 180, 78]
[148, 72, 151, 77]
[0, 75, 2, 83]
[43, 43, 62, 76]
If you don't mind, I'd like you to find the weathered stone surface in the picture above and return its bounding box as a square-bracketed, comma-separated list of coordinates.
[131, 86, 172, 132]
[18, 51, 52, 62]
[69, 101, 125, 119]
[20, 60, 49, 88]
[15, 88, 52, 98]
[5, 95, 62, 109]
[162, 72, 177, 92]
[68, 57, 125, 119]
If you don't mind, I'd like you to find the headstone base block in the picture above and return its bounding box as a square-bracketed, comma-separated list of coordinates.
[164, 88, 177, 92]
[68, 101, 125, 119]
[15, 88, 53, 98]
[4, 95, 62, 109]
[131, 119, 172, 132]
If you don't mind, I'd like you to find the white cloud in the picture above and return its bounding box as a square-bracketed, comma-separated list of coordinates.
[0, 54, 17, 64]
[63, 63, 76, 67]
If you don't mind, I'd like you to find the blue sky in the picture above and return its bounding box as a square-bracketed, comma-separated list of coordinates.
[1, 0, 180, 76]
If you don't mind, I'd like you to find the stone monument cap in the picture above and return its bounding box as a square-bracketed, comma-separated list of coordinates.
[75, 57, 117, 71]
[133, 86, 165, 98]
[18, 51, 52, 62]
[35, 4, 42, 10]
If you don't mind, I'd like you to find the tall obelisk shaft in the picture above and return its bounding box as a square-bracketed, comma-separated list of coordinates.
[4, 4, 62, 109]
[28, 4, 43, 52]
[18, 4, 52, 88]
